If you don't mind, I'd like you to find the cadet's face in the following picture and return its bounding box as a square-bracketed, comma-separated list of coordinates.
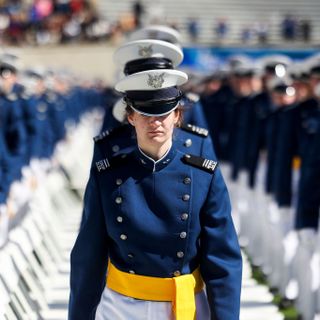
[128, 110, 179, 146]
[271, 92, 296, 106]
[293, 81, 312, 101]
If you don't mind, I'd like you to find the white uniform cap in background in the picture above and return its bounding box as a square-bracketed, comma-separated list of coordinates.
[115, 69, 188, 92]
[267, 76, 295, 96]
[129, 25, 182, 45]
[112, 98, 127, 123]
[287, 61, 310, 80]
[114, 39, 183, 67]
[305, 54, 320, 75]
[0, 52, 22, 72]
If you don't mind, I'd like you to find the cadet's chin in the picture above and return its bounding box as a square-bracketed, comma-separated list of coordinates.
[147, 134, 167, 144]
[148, 131, 164, 138]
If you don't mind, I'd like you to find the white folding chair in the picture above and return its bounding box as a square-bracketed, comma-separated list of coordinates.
[0, 248, 38, 320]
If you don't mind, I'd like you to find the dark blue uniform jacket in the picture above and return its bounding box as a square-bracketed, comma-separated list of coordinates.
[69, 137, 242, 320]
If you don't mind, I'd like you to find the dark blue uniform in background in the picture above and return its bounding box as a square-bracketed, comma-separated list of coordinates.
[227, 95, 253, 181]
[24, 93, 55, 160]
[247, 91, 272, 188]
[271, 104, 299, 207]
[201, 84, 236, 162]
[0, 91, 27, 179]
[295, 100, 320, 229]
[181, 94, 209, 129]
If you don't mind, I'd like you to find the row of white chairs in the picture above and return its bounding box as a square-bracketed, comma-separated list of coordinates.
[0, 110, 102, 320]
[0, 169, 82, 320]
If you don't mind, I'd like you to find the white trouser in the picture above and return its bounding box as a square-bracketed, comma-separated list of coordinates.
[95, 286, 210, 320]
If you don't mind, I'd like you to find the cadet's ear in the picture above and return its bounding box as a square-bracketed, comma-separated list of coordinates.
[127, 114, 135, 126]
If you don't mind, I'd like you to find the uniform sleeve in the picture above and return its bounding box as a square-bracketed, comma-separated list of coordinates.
[200, 169, 242, 320]
[68, 169, 109, 320]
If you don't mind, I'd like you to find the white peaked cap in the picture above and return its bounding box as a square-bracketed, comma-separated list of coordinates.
[129, 25, 182, 45]
[115, 69, 188, 92]
[114, 39, 183, 67]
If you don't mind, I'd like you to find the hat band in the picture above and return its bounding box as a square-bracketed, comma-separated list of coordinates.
[272, 85, 292, 93]
[124, 89, 182, 116]
[125, 90, 182, 107]
[310, 66, 320, 75]
[124, 58, 173, 75]
[130, 101, 179, 117]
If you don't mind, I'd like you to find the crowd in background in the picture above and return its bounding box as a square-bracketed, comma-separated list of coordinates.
[187, 14, 313, 45]
[0, 0, 118, 45]
[0, 0, 316, 46]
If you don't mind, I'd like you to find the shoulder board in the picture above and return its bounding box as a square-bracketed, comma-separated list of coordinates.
[21, 91, 31, 100]
[94, 125, 131, 142]
[94, 130, 110, 142]
[180, 124, 208, 137]
[46, 92, 57, 103]
[182, 154, 217, 173]
[95, 153, 129, 172]
[186, 92, 200, 103]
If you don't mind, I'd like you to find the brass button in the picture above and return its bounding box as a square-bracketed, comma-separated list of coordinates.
[115, 197, 122, 204]
[129, 270, 135, 274]
[173, 270, 181, 276]
[183, 177, 191, 184]
[112, 145, 120, 153]
[116, 216, 123, 223]
[180, 232, 187, 239]
[182, 194, 190, 201]
[120, 234, 127, 240]
[181, 213, 189, 221]
[116, 179, 122, 186]
[177, 251, 184, 258]
[184, 139, 192, 147]
[128, 253, 134, 259]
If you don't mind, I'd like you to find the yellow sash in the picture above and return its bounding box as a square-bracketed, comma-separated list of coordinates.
[106, 262, 204, 320]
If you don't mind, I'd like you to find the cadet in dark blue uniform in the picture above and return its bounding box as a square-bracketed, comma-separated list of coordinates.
[0, 59, 27, 179]
[226, 62, 256, 181]
[200, 71, 232, 161]
[269, 78, 298, 208]
[296, 103, 320, 230]
[69, 69, 242, 320]
[247, 55, 292, 190]
[22, 71, 56, 160]
[295, 62, 320, 230]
